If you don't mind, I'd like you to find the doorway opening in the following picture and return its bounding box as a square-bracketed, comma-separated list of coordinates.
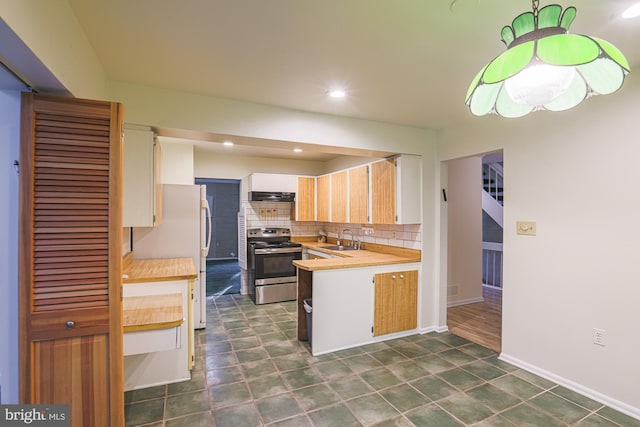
[444, 151, 503, 352]
[195, 178, 241, 297]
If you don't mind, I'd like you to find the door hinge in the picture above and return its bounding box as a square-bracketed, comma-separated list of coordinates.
[395, 215, 398, 222]
[372, 276, 375, 284]
[371, 326, 374, 334]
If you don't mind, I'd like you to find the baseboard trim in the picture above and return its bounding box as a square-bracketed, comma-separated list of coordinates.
[499, 353, 640, 421]
[447, 297, 484, 308]
[420, 325, 448, 334]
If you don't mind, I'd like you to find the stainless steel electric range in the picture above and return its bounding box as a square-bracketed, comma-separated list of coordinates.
[247, 228, 302, 304]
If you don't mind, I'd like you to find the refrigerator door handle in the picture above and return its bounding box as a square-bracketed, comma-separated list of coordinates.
[202, 199, 212, 258]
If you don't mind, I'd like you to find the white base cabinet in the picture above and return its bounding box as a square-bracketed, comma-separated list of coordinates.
[310, 263, 420, 355]
[123, 279, 193, 391]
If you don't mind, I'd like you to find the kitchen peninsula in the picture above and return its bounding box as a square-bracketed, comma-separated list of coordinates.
[293, 241, 421, 356]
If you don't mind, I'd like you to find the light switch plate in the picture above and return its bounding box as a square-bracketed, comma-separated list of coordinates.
[516, 221, 536, 236]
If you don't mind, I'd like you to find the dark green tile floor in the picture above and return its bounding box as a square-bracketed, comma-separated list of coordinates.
[125, 295, 640, 427]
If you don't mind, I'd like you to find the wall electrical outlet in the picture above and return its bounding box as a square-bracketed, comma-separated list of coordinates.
[362, 227, 374, 235]
[593, 328, 606, 346]
[516, 221, 537, 236]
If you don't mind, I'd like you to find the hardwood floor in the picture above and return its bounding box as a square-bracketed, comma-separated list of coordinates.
[447, 286, 502, 352]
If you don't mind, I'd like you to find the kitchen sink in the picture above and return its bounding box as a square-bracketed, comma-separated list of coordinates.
[323, 245, 359, 251]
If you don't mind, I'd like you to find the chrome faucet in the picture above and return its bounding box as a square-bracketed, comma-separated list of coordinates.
[338, 228, 354, 247]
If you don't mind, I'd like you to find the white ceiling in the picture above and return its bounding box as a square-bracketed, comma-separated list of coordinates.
[68, 0, 640, 152]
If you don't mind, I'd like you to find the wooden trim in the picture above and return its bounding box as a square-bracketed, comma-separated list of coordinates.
[19, 92, 36, 403]
[108, 102, 124, 427]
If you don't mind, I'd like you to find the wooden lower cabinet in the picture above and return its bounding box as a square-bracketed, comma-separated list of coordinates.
[373, 270, 418, 336]
[19, 93, 124, 426]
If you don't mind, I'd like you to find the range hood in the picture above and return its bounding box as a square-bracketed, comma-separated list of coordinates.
[249, 191, 295, 202]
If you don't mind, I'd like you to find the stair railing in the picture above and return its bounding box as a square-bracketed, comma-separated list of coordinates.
[482, 242, 503, 289]
[483, 162, 504, 205]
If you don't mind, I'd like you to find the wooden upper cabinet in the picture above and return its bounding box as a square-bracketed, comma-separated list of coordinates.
[316, 175, 330, 222]
[349, 165, 369, 224]
[373, 270, 418, 336]
[294, 176, 315, 221]
[330, 171, 348, 223]
[19, 93, 124, 427]
[371, 159, 396, 224]
[371, 156, 422, 225]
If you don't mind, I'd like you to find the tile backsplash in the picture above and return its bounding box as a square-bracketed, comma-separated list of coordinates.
[242, 201, 421, 250]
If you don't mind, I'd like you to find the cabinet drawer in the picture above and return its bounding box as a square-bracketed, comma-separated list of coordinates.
[124, 326, 181, 356]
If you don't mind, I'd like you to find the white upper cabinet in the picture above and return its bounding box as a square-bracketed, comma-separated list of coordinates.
[247, 173, 297, 193]
[394, 154, 422, 224]
[123, 127, 162, 227]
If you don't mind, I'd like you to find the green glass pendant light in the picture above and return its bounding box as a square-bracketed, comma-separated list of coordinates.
[466, 0, 630, 118]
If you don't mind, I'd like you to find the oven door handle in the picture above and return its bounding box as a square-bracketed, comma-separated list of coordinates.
[254, 247, 303, 254]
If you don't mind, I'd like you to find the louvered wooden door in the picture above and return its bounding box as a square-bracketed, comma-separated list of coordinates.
[19, 93, 124, 427]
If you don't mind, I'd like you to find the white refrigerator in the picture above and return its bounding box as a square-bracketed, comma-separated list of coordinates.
[132, 184, 211, 329]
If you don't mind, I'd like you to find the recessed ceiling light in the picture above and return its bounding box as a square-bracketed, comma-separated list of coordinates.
[622, 3, 640, 18]
[223, 141, 234, 147]
[327, 89, 346, 99]
[293, 148, 303, 153]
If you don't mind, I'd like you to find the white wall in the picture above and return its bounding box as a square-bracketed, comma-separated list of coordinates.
[160, 141, 194, 184]
[0, 0, 108, 99]
[0, 88, 22, 403]
[195, 150, 327, 179]
[438, 76, 640, 416]
[109, 81, 434, 156]
[446, 156, 483, 306]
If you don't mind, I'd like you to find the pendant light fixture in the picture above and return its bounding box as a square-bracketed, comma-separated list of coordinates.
[465, 1, 630, 118]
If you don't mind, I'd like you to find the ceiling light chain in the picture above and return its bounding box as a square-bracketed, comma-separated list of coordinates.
[532, 0, 539, 17]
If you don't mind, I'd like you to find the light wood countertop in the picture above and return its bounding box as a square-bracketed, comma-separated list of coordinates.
[293, 241, 421, 271]
[123, 293, 183, 333]
[123, 255, 198, 283]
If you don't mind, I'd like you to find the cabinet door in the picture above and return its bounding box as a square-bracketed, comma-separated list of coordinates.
[19, 93, 124, 427]
[373, 272, 397, 336]
[316, 175, 331, 222]
[373, 270, 418, 336]
[331, 171, 348, 223]
[123, 128, 161, 227]
[395, 155, 422, 224]
[371, 159, 396, 224]
[295, 176, 315, 221]
[349, 165, 369, 224]
[394, 270, 418, 332]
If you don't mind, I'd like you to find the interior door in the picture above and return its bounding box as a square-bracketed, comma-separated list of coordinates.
[19, 93, 124, 426]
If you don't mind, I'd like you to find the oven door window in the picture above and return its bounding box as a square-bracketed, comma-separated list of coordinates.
[254, 252, 301, 279]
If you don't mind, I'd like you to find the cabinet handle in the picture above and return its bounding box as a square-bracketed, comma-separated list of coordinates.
[392, 275, 396, 279]
[400, 274, 404, 279]
[65, 321, 75, 329]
